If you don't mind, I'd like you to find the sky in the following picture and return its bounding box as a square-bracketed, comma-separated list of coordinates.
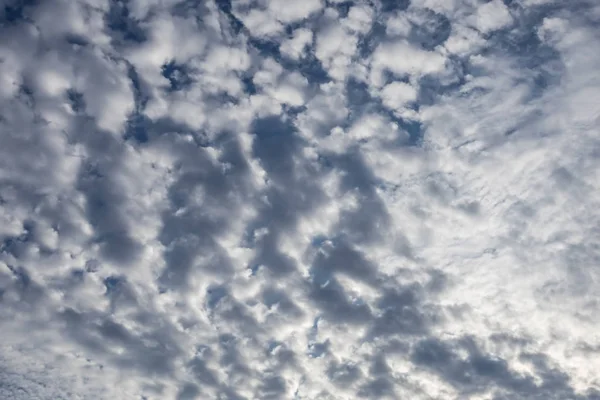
[1, 0, 600, 399]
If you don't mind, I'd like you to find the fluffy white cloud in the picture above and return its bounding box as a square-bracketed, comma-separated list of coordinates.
[315, 20, 359, 81]
[233, 0, 323, 37]
[280, 28, 314, 60]
[470, 0, 513, 34]
[253, 58, 309, 107]
[370, 40, 447, 86]
[380, 81, 418, 111]
[266, 0, 323, 24]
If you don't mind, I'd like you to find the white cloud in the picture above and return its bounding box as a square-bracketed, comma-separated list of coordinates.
[267, 0, 323, 24]
[411, 0, 458, 14]
[1, 0, 600, 399]
[280, 28, 314, 60]
[386, 13, 412, 37]
[343, 5, 374, 34]
[370, 40, 447, 86]
[240, 7, 285, 37]
[129, 15, 208, 69]
[470, 0, 513, 34]
[311, 4, 375, 81]
[234, 0, 323, 37]
[250, 58, 310, 108]
[315, 21, 359, 81]
[444, 23, 486, 56]
[380, 81, 418, 111]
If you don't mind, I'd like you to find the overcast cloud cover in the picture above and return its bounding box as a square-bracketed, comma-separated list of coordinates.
[1, 0, 600, 398]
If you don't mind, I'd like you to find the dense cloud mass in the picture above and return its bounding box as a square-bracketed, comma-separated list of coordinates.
[1, 0, 600, 398]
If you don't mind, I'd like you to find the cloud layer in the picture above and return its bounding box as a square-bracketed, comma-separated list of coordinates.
[1, 0, 600, 399]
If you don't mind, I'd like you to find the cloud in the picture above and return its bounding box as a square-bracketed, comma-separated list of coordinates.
[470, 0, 513, 34]
[280, 28, 313, 60]
[369, 40, 447, 87]
[1, 0, 600, 399]
[380, 81, 418, 112]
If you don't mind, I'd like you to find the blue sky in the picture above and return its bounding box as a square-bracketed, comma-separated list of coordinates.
[1, 0, 600, 399]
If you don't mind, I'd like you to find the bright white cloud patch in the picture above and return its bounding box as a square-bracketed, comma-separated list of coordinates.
[1, 0, 600, 399]
[380, 81, 418, 110]
[471, 0, 513, 34]
[280, 28, 314, 60]
[266, 0, 323, 24]
[370, 40, 447, 86]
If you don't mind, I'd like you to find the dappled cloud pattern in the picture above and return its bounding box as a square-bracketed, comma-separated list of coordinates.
[1, 0, 600, 399]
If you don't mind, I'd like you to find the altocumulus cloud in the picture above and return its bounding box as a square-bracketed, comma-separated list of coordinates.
[1, 0, 600, 398]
